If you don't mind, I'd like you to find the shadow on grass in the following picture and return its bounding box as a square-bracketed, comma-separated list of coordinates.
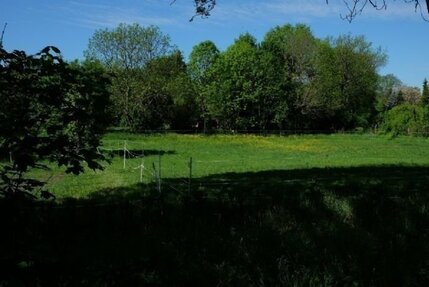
[1, 165, 429, 286]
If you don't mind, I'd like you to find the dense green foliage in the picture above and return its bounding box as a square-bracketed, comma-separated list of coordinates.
[85, 23, 174, 127]
[188, 40, 220, 131]
[109, 51, 198, 131]
[85, 23, 420, 133]
[381, 104, 429, 135]
[199, 26, 386, 131]
[0, 47, 110, 199]
[85, 23, 172, 70]
[206, 34, 274, 130]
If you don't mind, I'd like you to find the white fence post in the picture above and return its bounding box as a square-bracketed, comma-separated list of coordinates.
[140, 158, 144, 183]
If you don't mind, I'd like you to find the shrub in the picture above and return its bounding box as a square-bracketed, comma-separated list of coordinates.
[381, 104, 426, 136]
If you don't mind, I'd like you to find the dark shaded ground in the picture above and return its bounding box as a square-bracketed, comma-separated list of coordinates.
[1, 165, 429, 286]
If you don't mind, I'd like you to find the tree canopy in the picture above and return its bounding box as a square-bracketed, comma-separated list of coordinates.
[81, 22, 428, 135]
[84, 23, 173, 70]
[191, 25, 386, 131]
[85, 23, 174, 128]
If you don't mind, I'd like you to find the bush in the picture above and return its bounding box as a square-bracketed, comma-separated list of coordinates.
[381, 104, 426, 136]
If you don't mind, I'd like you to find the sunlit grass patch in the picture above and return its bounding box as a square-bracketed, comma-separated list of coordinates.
[26, 133, 429, 198]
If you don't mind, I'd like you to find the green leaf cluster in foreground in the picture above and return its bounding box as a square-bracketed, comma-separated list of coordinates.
[0, 47, 110, 199]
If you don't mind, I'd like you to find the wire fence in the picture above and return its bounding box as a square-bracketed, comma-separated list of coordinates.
[105, 128, 429, 136]
[3, 133, 429, 203]
[40, 136, 427, 198]
[95, 140, 194, 194]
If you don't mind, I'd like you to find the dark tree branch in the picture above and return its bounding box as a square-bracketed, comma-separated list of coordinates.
[181, 1, 429, 22]
[190, 0, 216, 21]
[0, 23, 7, 49]
[327, 0, 427, 22]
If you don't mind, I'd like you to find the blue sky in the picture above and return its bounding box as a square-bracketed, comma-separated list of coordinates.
[1, 0, 428, 88]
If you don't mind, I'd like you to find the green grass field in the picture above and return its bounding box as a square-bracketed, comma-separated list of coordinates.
[32, 132, 429, 198]
[6, 133, 429, 285]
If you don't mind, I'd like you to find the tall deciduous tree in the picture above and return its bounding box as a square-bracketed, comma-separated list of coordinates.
[0, 47, 110, 199]
[206, 34, 261, 130]
[307, 35, 386, 129]
[263, 24, 317, 85]
[300, 40, 344, 128]
[130, 51, 197, 131]
[206, 33, 285, 131]
[188, 40, 219, 132]
[262, 24, 319, 129]
[85, 23, 172, 70]
[188, 40, 219, 84]
[332, 35, 386, 128]
[84, 23, 174, 128]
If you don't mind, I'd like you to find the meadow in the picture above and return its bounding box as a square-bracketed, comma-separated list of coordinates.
[33, 132, 429, 198]
[4, 133, 429, 286]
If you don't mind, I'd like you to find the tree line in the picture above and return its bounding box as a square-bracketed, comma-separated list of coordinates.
[85, 23, 428, 134]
